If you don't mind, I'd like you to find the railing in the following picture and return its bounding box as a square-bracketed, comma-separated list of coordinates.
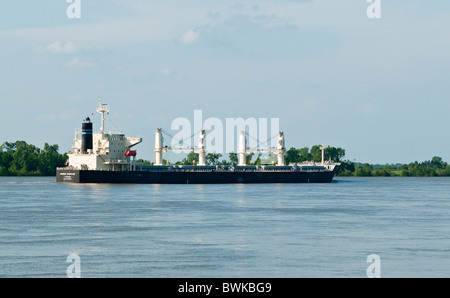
[57, 163, 338, 173]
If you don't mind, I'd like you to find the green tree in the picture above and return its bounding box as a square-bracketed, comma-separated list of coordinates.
[373, 168, 391, 177]
[285, 147, 300, 164]
[246, 152, 255, 165]
[284, 147, 300, 164]
[400, 169, 410, 177]
[136, 159, 152, 165]
[181, 151, 199, 165]
[37, 143, 68, 176]
[1, 141, 68, 176]
[310, 145, 345, 163]
[254, 153, 262, 165]
[354, 163, 373, 176]
[284, 146, 312, 164]
[219, 159, 230, 165]
[0, 147, 13, 169]
[325, 146, 345, 162]
[310, 145, 322, 162]
[206, 153, 222, 165]
[431, 156, 445, 169]
[336, 160, 355, 176]
[228, 152, 238, 164]
[0, 166, 9, 176]
[10, 141, 40, 175]
[298, 147, 312, 162]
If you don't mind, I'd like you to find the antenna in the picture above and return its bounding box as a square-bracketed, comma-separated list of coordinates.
[96, 97, 110, 134]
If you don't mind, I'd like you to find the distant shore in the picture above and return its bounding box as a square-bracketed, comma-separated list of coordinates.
[335, 157, 450, 177]
[0, 141, 67, 177]
[2, 141, 449, 177]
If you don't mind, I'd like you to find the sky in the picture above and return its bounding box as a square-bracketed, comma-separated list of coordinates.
[1, 0, 449, 164]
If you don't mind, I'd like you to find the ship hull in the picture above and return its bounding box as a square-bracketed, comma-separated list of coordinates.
[56, 168, 338, 184]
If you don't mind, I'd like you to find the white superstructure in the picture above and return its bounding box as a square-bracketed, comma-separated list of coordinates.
[67, 98, 142, 171]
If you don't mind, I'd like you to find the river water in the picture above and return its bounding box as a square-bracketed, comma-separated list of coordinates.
[0, 176, 449, 277]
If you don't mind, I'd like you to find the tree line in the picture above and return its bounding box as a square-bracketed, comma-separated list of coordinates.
[2, 140, 449, 177]
[338, 156, 450, 177]
[137, 146, 450, 177]
[0, 141, 68, 176]
[285, 146, 450, 177]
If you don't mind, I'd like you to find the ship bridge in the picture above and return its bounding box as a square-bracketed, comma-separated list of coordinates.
[66, 98, 142, 171]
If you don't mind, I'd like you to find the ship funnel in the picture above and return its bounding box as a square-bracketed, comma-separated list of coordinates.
[81, 117, 93, 153]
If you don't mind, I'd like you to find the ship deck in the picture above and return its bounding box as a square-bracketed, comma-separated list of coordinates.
[136, 164, 335, 173]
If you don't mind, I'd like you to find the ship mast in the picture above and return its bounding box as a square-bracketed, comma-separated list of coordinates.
[96, 97, 110, 135]
[320, 146, 326, 165]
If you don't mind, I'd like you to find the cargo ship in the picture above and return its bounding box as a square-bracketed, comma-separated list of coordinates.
[56, 99, 339, 184]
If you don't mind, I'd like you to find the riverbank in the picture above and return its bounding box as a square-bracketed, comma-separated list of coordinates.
[2, 141, 449, 178]
[337, 157, 450, 177]
[0, 141, 67, 176]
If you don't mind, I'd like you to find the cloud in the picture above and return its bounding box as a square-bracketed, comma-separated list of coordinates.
[40, 41, 78, 54]
[160, 68, 172, 76]
[63, 57, 94, 69]
[35, 41, 105, 55]
[184, 13, 338, 62]
[48, 41, 77, 54]
[160, 68, 177, 77]
[180, 29, 201, 45]
[0, 1, 309, 48]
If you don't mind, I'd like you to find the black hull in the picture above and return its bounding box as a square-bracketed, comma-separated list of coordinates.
[56, 168, 337, 184]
